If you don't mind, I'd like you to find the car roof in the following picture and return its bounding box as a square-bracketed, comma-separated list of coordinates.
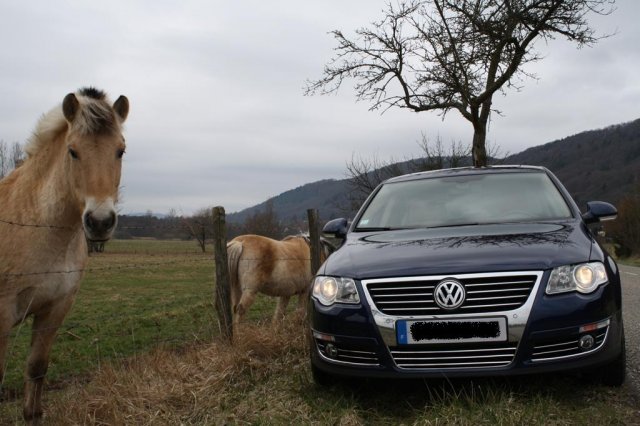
[384, 165, 549, 184]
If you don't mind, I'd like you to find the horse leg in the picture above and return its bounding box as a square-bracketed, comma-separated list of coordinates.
[233, 289, 258, 325]
[230, 278, 242, 315]
[0, 316, 11, 393]
[23, 299, 73, 425]
[295, 291, 309, 319]
[272, 296, 290, 324]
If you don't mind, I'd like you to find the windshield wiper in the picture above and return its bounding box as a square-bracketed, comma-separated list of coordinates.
[354, 227, 394, 232]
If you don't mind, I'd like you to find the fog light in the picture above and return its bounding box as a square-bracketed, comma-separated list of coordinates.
[325, 343, 338, 358]
[579, 334, 595, 350]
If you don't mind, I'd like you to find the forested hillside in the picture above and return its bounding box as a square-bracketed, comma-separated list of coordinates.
[228, 118, 640, 223]
[226, 179, 353, 224]
[506, 119, 640, 208]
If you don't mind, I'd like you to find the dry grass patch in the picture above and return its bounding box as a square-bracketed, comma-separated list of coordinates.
[43, 319, 311, 425]
[34, 319, 640, 425]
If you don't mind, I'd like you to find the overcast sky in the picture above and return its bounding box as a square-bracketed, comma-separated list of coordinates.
[1, 1, 638, 215]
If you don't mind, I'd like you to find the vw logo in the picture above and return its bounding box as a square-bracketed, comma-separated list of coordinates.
[434, 280, 466, 310]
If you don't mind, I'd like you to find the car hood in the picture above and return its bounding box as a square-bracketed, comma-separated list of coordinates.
[321, 221, 594, 279]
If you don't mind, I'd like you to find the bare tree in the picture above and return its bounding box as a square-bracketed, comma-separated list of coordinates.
[0, 140, 7, 178]
[346, 152, 409, 209]
[242, 200, 285, 239]
[0, 141, 25, 178]
[345, 136, 508, 206]
[184, 207, 214, 252]
[413, 134, 472, 171]
[11, 142, 24, 169]
[306, 0, 614, 167]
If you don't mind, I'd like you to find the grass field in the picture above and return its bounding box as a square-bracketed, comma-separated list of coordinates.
[1, 239, 639, 424]
[620, 257, 640, 267]
[0, 240, 272, 400]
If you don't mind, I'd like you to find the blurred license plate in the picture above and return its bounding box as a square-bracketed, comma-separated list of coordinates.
[396, 318, 507, 344]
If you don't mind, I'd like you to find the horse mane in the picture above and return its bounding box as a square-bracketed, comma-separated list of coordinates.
[282, 234, 336, 255]
[25, 87, 120, 158]
[282, 234, 310, 244]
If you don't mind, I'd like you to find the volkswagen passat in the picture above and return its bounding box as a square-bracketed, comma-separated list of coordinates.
[310, 166, 625, 385]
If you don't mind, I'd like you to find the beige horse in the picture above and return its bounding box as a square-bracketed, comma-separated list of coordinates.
[0, 88, 128, 424]
[227, 234, 334, 324]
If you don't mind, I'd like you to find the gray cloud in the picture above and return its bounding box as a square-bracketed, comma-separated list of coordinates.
[1, 0, 638, 215]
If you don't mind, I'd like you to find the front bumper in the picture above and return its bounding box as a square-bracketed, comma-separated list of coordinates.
[309, 271, 624, 379]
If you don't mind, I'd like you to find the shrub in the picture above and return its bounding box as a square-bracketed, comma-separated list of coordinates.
[606, 186, 640, 257]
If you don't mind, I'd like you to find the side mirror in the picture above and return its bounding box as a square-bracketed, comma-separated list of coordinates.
[322, 218, 349, 240]
[581, 201, 617, 224]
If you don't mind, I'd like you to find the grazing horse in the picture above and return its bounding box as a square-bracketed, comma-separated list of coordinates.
[227, 234, 334, 324]
[0, 88, 129, 424]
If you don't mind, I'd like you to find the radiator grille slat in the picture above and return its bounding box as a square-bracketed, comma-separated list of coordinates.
[315, 340, 380, 366]
[365, 274, 537, 315]
[530, 328, 608, 362]
[390, 343, 517, 369]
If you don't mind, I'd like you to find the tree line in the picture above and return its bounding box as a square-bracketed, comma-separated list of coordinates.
[0, 140, 25, 178]
[114, 200, 300, 253]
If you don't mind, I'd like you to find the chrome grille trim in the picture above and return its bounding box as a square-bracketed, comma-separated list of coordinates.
[363, 273, 539, 316]
[315, 341, 380, 366]
[362, 271, 544, 348]
[530, 327, 608, 362]
[390, 343, 518, 369]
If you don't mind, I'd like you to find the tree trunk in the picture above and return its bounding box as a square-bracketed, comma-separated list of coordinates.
[472, 122, 488, 167]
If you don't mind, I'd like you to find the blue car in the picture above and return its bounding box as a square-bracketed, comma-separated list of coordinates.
[310, 166, 625, 385]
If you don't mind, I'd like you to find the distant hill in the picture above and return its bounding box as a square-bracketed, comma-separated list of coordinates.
[228, 118, 640, 224]
[505, 119, 640, 208]
[227, 179, 353, 224]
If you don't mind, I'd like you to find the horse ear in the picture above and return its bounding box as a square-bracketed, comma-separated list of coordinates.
[113, 95, 129, 122]
[62, 93, 79, 122]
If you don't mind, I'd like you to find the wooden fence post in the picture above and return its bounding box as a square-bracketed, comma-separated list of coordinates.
[307, 209, 322, 275]
[212, 206, 233, 343]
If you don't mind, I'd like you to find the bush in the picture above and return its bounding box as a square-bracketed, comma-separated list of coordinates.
[606, 186, 640, 257]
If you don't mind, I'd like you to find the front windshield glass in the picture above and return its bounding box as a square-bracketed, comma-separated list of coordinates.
[356, 171, 573, 230]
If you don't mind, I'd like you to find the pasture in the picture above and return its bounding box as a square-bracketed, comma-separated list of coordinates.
[1, 239, 638, 424]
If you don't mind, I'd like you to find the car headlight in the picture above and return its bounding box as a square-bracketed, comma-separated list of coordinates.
[312, 276, 360, 306]
[545, 262, 608, 295]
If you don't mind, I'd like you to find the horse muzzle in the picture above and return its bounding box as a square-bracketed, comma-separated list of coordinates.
[82, 198, 117, 242]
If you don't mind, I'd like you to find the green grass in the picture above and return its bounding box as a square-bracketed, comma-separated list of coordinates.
[0, 239, 272, 396]
[1, 239, 639, 424]
[102, 238, 212, 254]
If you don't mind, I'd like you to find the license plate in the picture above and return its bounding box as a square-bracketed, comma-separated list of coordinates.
[396, 318, 507, 344]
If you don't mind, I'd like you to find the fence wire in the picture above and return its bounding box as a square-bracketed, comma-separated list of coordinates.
[0, 226, 313, 401]
[0, 250, 224, 397]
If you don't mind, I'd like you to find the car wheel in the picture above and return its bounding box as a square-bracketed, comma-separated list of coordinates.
[599, 335, 626, 387]
[311, 363, 334, 386]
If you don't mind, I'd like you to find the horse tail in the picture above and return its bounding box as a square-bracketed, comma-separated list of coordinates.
[227, 240, 243, 310]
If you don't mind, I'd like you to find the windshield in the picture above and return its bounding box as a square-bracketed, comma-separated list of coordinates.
[355, 172, 573, 230]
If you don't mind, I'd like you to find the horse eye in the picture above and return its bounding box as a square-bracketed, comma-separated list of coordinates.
[117, 148, 126, 159]
[68, 148, 79, 159]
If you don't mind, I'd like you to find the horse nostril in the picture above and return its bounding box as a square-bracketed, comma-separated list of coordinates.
[84, 211, 95, 229]
[103, 212, 116, 230]
[84, 211, 116, 234]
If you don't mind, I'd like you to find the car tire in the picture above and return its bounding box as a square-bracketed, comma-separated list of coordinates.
[585, 330, 626, 387]
[599, 334, 626, 387]
[311, 363, 334, 386]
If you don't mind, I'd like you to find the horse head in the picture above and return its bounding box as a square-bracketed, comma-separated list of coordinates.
[62, 88, 129, 242]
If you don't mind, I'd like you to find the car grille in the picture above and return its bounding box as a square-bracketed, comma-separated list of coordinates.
[530, 327, 608, 362]
[364, 273, 538, 315]
[315, 340, 380, 366]
[389, 342, 518, 369]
